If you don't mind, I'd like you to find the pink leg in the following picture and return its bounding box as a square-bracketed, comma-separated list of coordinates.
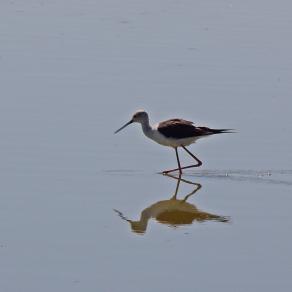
[175, 147, 182, 175]
[162, 146, 202, 174]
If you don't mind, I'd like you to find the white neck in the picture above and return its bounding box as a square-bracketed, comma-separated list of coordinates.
[140, 119, 153, 137]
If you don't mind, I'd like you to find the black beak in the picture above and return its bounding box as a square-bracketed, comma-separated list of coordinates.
[114, 120, 133, 134]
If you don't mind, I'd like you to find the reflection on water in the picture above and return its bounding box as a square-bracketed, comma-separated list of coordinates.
[114, 174, 229, 235]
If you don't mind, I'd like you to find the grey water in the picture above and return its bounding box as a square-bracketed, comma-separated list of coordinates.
[1, 1, 292, 291]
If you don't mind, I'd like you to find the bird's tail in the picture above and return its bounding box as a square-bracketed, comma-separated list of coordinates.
[210, 128, 236, 134]
[197, 127, 236, 135]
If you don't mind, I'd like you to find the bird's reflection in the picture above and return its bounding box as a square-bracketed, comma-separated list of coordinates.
[114, 174, 229, 235]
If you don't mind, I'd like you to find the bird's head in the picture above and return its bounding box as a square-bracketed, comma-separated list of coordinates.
[131, 110, 149, 123]
[114, 110, 149, 134]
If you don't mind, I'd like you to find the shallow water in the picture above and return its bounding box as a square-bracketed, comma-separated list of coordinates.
[1, 1, 292, 291]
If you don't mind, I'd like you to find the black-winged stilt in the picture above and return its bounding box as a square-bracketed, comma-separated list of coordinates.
[114, 110, 233, 174]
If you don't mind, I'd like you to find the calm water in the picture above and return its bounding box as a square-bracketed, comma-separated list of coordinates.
[1, 1, 292, 291]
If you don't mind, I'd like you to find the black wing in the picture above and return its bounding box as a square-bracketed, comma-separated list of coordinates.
[158, 119, 232, 139]
[158, 119, 203, 139]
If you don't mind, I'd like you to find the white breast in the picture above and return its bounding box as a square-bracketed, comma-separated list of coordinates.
[144, 124, 200, 148]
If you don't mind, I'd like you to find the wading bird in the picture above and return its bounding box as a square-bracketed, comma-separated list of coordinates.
[115, 110, 232, 174]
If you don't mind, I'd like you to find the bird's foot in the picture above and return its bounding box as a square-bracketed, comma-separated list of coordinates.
[161, 164, 202, 175]
[161, 169, 182, 175]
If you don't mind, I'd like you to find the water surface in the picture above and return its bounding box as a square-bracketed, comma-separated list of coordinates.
[1, 1, 292, 291]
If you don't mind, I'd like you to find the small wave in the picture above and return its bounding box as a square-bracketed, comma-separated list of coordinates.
[185, 169, 292, 186]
